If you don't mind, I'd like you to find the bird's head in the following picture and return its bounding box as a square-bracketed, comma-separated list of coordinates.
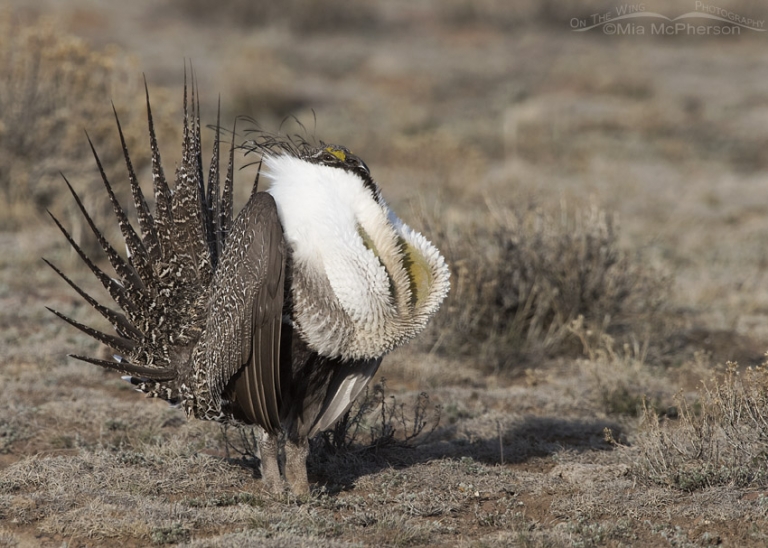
[303, 144, 382, 204]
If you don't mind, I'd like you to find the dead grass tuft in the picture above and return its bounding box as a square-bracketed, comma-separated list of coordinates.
[425, 200, 670, 371]
[635, 361, 768, 491]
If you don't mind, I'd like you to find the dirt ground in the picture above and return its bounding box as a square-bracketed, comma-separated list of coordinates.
[3, 1, 768, 546]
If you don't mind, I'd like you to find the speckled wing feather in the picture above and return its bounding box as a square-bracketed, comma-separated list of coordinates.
[199, 192, 285, 432]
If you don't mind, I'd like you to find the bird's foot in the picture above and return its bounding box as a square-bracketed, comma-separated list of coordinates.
[259, 430, 285, 494]
[285, 436, 310, 496]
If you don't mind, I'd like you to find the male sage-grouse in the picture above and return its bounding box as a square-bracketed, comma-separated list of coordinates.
[46, 80, 450, 495]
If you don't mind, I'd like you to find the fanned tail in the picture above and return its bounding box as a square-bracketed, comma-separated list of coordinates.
[46, 70, 236, 403]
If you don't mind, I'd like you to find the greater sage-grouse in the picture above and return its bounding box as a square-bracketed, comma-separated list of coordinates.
[47, 81, 450, 494]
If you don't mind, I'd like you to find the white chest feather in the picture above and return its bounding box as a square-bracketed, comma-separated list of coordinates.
[264, 155, 392, 320]
[263, 154, 450, 360]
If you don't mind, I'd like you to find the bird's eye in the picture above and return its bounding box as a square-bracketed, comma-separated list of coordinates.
[322, 153, 336, 163]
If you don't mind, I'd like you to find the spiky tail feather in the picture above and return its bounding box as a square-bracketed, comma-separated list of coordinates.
[46, 70, 236, 402]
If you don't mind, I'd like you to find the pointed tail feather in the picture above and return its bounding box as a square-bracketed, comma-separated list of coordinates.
[59, 174, 147, 299]
[85, 132, 156, 291]
[43, 258, 142, 340]
[47, 210, 141, 320]
[112, 101, 162, 263]
[47, 307, 137, 355]
[144, 78, 175, 262]
[206, 96, 222, 268]
[48, 76, 244, 410]
[172, 68, 212, 283]
[220, 118, 236, 250]
[69, 353, 175, 381]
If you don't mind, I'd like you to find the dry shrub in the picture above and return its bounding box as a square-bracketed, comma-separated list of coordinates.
[0, 12, 178, 232]
[426, 201, 669, 370]
[635, 362, 768, 491]
[317, 380, 441, 454]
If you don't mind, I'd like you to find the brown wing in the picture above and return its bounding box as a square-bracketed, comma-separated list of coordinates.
[203, 192, 285, 433]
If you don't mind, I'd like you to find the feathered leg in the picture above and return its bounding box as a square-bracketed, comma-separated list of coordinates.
[259, 430, 284, 494]
[284, 435, 310, 495]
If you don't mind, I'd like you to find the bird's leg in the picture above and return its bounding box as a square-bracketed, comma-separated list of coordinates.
[284, 435, 310, 495]
[259, 430, 284, 494]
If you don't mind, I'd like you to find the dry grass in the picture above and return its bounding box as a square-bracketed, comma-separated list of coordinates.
[316, 381, 442, 452]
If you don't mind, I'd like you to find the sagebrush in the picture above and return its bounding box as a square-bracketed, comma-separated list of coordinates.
[425, 201, 669, 370]
[635, 361, 768, 491]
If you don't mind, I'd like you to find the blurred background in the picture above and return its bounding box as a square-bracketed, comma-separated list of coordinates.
[3, 0, 768, 372]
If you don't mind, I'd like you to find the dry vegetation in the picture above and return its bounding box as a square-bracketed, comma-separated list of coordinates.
[3, 0, 768, 546]
[0, 11, 179, 235]
[426, 201, 670, 369]
[635, 362, 768, 491]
